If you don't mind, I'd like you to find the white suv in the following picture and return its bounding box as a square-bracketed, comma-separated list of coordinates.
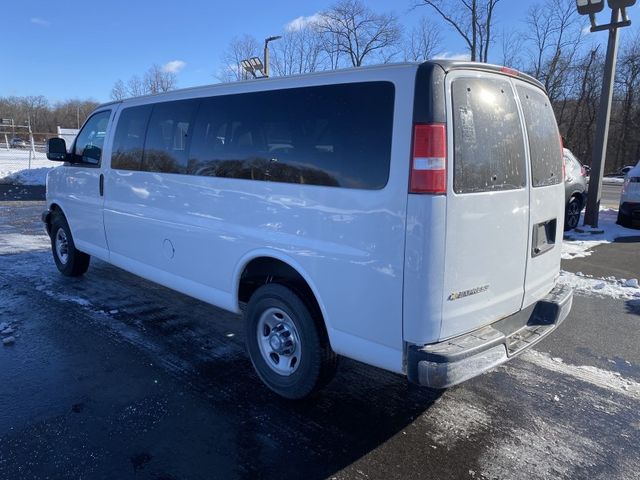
[43, 61, 573, 399]
[618, 161, 640, 228]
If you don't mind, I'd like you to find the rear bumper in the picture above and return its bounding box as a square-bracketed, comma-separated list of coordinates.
[407, 283, 573, 389]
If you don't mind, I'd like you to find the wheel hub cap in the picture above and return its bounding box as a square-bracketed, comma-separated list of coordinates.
[257, 307, 301, 376]
[55, 228, 69, 265]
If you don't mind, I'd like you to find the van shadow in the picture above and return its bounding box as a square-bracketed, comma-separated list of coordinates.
[193, 354, 442, 480]
[613, 236, 640, 243]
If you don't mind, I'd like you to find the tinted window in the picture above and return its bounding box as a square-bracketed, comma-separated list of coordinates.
[188, 82, 394, 189]
[73, 110, 111, 165]
[452, 77, 526, 194]
[111, 106, 152, 170]
[517, 85, 562, 187]
[142, 100, 198, 173]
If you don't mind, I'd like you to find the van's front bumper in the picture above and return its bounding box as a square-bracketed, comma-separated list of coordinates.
[407, 283, 573, 389]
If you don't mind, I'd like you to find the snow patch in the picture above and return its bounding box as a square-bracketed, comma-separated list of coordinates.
[521, 350, 640, 401]
[558, 271, 640, 300]
[562, 208, 639, 260]
[423, 393, 493, 446]
[0, 167, 51, 186]
[0, 233, 50, 255]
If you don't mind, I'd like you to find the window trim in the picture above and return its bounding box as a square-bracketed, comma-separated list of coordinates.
[70, 109, 112, 168]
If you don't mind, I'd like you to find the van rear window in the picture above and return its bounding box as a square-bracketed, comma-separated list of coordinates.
[452, 77, 526, 194]
[517, 86, 562, 187]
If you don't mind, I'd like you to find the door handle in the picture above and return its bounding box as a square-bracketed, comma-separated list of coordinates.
[99, 174, 104, 196]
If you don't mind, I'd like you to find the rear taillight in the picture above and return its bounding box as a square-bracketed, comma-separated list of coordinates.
[410, 123, 447, 194]
[500, 66, 521, 77]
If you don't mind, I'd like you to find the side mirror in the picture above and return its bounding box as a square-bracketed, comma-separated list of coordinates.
[47, 137, 68, 162]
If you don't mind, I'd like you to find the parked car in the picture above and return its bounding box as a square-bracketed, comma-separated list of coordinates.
[10, 137, 27, 148]
[563, 148, 588, 230]
[42, 61, 573, 399]
[606, 165, 635, 177]
[618, 161, 640, 228]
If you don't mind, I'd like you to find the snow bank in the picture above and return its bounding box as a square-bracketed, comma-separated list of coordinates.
[558, 270, 640, 300]
[602, 177, 625, 185]
[0, 167, 51, 186]
[562, 208, 639, 260]
[0, 149, 59, 185]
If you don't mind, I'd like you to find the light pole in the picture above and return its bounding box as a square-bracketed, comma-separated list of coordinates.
[576, 0, 635, 229]
[264, 35, 282, 77]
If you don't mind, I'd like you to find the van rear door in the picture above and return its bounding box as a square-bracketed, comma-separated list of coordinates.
[440, 72, 530, 340]
[515, 82, 564, 307]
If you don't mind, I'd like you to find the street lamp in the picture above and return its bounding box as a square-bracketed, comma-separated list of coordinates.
[575, 0, 636, 230]
[264, 35, 282, 77]
[240, 57, 265, 79]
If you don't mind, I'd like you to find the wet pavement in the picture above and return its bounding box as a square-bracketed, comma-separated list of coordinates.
[0, 201, 639, 480]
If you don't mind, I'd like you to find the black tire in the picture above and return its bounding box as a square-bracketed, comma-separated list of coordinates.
[617, 211, 632, 228]
[244, 283, 337, 400]
[564, 196, 582, 231]
[50, 211, 90, 277]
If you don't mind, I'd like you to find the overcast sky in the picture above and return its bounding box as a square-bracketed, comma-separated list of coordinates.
[3, 0, 639, 102]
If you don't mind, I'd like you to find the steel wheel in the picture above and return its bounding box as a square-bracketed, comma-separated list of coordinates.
[54, 228, 69, 265]
[256, 307, 302, 376]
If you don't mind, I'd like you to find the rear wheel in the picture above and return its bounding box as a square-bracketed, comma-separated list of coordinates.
[50, 211, 90, 276]
[244, 283, 337, 399]
[564, 197, 582, 230]
[617, 210, 632, 228]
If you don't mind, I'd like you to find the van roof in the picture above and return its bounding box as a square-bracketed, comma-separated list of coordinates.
[96, 60, 545, 110]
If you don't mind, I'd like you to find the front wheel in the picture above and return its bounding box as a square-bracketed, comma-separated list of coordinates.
[244, 284, 337, 399]
[50, 212, 90, 276]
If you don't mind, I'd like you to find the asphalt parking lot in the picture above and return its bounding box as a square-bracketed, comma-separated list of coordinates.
[1, 194, 639, 480]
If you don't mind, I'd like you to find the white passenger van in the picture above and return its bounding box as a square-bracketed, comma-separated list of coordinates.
[43, 61, 573, 399]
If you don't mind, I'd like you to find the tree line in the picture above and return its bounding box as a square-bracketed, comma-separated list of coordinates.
[0, 97, 99, 139]
[215, 0, 640, 172]
[2, 0, 638, 171]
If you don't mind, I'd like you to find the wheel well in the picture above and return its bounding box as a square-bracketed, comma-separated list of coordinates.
[44, 203, 63, 236]
[238, 257, 326, 331]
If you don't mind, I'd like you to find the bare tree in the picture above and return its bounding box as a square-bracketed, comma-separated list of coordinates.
[217, 34, 261, 82]
[110, 79, 128, 101]
[143, 64, 177, 94]
[419, 0, 501, 62]
[404, 16, 443, 62]
[110, 65, 177, 100]
[271, 24, 325, 76]
[316, 0, 402, 67]
[523, 0, 583, 104]
[500, 28, 525, 69]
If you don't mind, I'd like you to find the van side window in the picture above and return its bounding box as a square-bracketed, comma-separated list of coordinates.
[142, 100, 198, 174]
[188, 82, 394, 189]
[72, 110, 111, 166]
[111, 106, 152, 170]
[452, 78, 526, 194]
[517, 86, 562, 187]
